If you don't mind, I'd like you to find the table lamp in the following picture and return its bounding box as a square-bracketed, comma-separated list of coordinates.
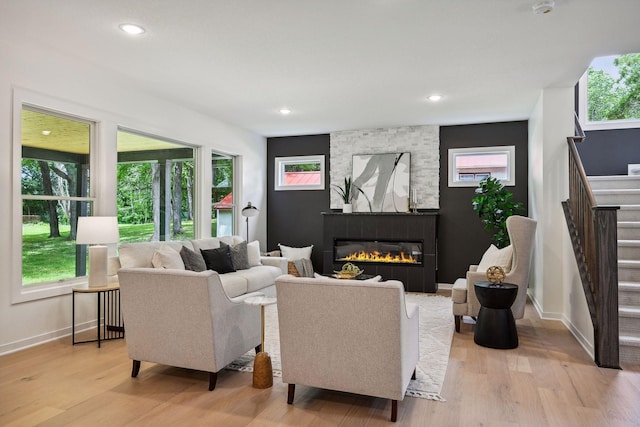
[241, 202, 259, 240]
[76, 216, 120, 287]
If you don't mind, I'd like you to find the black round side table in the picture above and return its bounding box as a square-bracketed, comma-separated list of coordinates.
[474, 282, 519, 349]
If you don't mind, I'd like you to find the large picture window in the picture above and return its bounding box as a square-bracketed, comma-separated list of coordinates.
[117, 129, 196, 243]
[211, 152, 236, 237]
[19, 105, 95, 288]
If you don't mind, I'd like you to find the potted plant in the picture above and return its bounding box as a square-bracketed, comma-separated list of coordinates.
[333, 177, 355, 213]
[472, 177, 524, 248]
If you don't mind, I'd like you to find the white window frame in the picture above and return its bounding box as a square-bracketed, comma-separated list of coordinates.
[448, 146, 515, 187]
[12, 89, 99, 303]
[274, 155, 325, 191]
[578, 68, 640, 131]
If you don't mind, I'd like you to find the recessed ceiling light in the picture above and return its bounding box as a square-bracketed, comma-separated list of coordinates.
[280, 108, 291, 115]
[428, 95, 442, 102]
[119, 23, 145, 35]
[41, 130, 51, 136]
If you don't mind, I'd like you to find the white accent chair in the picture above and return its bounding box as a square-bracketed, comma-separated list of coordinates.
[275, 275, 420, 422]
[118, 268, 263, 390]
[452, 215, 537, 332]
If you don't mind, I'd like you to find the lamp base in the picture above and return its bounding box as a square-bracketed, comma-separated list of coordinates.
[88, 245, 108, 288]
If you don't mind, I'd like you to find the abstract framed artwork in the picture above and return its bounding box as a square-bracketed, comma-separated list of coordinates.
[351, 152, 410, 212]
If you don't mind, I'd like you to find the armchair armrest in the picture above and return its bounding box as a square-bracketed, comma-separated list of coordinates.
[465, 270, 489, 316]
[260, 256, 287, 274]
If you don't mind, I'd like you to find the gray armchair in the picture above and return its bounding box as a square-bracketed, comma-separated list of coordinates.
[452, 215, 537, 332]
[275, 275, 420, 422]
[118, 268, 263, 390]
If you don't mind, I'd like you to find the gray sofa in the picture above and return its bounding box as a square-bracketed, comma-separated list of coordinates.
[108, 235, 287, 297]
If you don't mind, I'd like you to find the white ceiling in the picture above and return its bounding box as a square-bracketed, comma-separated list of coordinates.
[1, 0, 639, 137]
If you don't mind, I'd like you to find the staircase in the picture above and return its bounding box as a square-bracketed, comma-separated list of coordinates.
[590, 175, 640, 365]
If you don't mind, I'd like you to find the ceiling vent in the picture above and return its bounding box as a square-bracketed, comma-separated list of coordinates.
[532, 0, 555, 14]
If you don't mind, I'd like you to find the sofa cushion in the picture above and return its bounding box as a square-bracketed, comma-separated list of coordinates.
[278, 243, 313, 260]
[247, 240, 261, 267]
[180, 246, 207, 272]
[221, 240, 250, 270]
[119, 241, 191, 268]
[477, 244, 513, 273]
[218, 273, 249, 298]
[152, 245, 185, 270]
[201, 246, 236, 274]
[234, 265, 283, 293]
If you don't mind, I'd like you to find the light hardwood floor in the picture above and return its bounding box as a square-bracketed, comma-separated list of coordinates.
[2, 293, 639, 427]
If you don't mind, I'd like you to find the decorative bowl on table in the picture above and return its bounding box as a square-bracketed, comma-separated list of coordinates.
[333, 262, 364, 279]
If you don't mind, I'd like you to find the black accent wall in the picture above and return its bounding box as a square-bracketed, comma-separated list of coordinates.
[438, 121, 529, 284]
[266, 121, 529, 285]
[577, 128, 640, 176]
[266, 134, 330, 271]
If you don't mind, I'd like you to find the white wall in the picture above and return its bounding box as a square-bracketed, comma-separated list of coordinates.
[528, 87, 594, 356]
[0, 40, 267, 354]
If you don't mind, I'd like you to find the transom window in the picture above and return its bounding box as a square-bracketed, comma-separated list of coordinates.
[578, 53, 640, 130]
[448, 146, 515, 187]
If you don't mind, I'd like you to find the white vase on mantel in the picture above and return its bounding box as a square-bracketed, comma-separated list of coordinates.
[342, 203, 353, 213]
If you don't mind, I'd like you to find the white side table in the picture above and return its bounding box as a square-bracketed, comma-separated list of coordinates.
[244, 295, 277, 388]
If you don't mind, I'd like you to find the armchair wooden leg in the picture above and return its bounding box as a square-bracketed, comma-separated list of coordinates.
[208, 372, 218, 391]
[412, 369, 416, 380]
[391, 399, 398, 422]
[287, 384, 295, 404]
[131, 360, 141, 377]
[255, 344, 262, 354]
[454, 315, 461, 332]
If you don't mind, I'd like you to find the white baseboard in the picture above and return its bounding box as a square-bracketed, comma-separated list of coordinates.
[0, 319, 97, 356]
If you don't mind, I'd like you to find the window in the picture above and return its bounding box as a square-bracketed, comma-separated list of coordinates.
[274, 155, 325, 191]
[211, 152, 236, 237]
[448, 146, 515, 187]
[16, 101, 96, 301]
[578, 53, 640, 130]
[117, 129, 196, 243]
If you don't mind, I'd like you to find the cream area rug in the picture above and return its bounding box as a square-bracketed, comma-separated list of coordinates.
[227, 293, 454, 401]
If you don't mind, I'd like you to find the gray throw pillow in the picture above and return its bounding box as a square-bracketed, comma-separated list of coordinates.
[201, 246, 236, 274]
[220, 240, 250, 270]
[180, 245, 207, 272]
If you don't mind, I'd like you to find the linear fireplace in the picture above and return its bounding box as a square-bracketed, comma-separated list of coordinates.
[334, 239, 423, 265]
[323, 212, 438, 293]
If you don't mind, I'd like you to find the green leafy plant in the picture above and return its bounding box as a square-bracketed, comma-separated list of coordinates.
[472, 177, 524, 248]
[333, 177, 356, 203]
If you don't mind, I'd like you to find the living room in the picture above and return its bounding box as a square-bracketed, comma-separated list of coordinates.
[2, 1, 640, 425]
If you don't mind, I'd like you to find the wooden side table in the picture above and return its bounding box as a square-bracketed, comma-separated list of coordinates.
[72, 282, 124, 347]
[244, 295, 277, 388]
[473, 282, 518, 349]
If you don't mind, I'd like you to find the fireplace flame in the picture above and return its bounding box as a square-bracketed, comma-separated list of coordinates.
[338, 250, 418, 264]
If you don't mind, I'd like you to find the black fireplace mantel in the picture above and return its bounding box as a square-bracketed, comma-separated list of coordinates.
[322, 211, 438, 293]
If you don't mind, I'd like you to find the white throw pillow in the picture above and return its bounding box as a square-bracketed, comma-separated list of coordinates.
[477, 244, 513, 273]
[247, 240, 262, 267]
[151, 245, 186, 270]
[278, 243, 313, 260]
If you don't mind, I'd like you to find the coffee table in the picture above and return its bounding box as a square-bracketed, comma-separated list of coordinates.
[244, 295, 277, 388]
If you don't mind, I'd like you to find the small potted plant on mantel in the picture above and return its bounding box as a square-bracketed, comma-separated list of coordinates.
[333, 177, 356, 213]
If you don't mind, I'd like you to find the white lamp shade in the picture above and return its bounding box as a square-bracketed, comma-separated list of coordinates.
[76, 216, 120, 245]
